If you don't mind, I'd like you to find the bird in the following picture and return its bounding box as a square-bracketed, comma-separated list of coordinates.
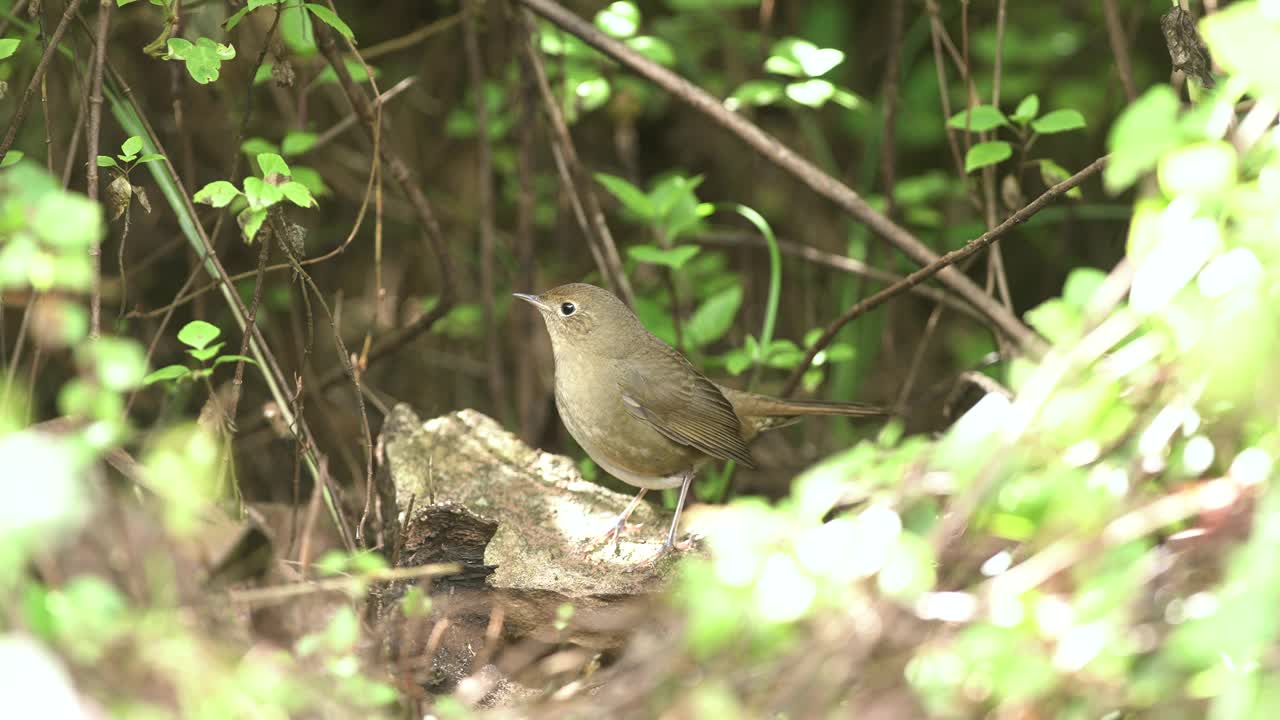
[515, 282, 887, 556]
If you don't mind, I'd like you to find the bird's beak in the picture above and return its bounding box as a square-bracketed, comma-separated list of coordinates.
[512, 293, 550, 312]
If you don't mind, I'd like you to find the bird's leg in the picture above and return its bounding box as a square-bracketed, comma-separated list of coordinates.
[660, 471, 695, 553]
[601, 488, 647, 545]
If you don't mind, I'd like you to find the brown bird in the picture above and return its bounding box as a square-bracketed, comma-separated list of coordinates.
[515, 283, 887, 555]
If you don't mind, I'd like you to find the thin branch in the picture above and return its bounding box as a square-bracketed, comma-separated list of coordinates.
[0, 0, 83, 161]
[1102, 0, 1138, 103]
[517, 0, 1042, 356]
[86, 0, 110, 339]
[781, 156, 1108, 397]
[312, 23, 458, 391]
[519, 10, 634, 307]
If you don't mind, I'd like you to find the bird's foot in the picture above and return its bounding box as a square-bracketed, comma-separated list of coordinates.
[597, 517, 643, 546]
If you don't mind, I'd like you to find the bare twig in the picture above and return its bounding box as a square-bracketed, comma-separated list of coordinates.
[1102, 0, 1138, 102]
[517, 0, 1041, 355]
[86, 0, 110, 338]
[781, 156, 1108, 397]
[519, 10, 634, 307]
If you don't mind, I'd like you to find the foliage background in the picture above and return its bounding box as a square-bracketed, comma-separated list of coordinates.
[2, 0, 1279, 717]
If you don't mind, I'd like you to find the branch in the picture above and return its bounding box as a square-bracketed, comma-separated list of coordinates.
[0, 0, 83, 160]
[516, 0, 1042, 356]
[86, 0, 111, 339]
[781, 156, 1109, 397]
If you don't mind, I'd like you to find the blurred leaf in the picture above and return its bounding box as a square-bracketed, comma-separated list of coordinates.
[595, 173, 653, 218]
[728, 80, 785, 108]
[595, 1, 640, 38]
[628, 244, 701, 269]
[1158, 141, 1237, 198]
[1200, 1, 1280, 100]
[785, 79, 836, 107]
[1038, 159, 1083, 199]
[1, 151, 24, 167]
[281, 131, 318, 156]
[626, 35, 675, 66]
[1104, 85, 1182, 193]
[685, 285, 742, 348]
[947, 105, 1009, 132]
[0, 38, 20, 60]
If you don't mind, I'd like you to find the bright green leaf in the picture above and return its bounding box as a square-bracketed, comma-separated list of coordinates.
[1030, 109, 1086, 134]
[120, 136, 144, 157]
[626, 35, 675, 66]
[785, 79, 836, 107]
[963, 141, 1012, 173]
[188, 342, 225, 362]
[0, 151, 23, 167]
[727, 80, 785, 109]
[279, 181, 317, 208]
[238, 207, 268, 244]
[192, 180, 241, 208]
[1157, 140, 1237, 198]
[256, 152, 291, 178]
[177, 320, 221, 350]
[1200, 1, 1280, 100]
[243, 176, 283, 208]
[1011, 94, 1039, 124]
[0, 38, 20, 60]
[212, 354, 259, 367]
[84, 337, 149, 392]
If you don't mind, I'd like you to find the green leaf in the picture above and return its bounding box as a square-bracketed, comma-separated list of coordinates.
[1157, 140, 1237, 198]
[188, 342, 225, 362]
[1038, 159, 1083, 199]
[0, 151, 23, 167]
[192, 180, 241, 208]
[963, 141, 1012, 173]
[1011, 94, 1039, 124]
[1030, 109, 1086, 134]
[766, 37, 844, 78]
[243, 176, 283, 209]
[1104, 85, 1181, 194]
[212, 354, 259, 367]
[1200, 1, 1280, 100]
[84, 337, 150, 392]
[256, 152, 291, 178]
[241, 137, 280, 157]
[1062, 267, 1107, 310]
[685, 285, 743, 348]
[223, 5, 253, 31]
[785, 79, 836, 108]
[595, 1, 640, 38]
[33, 192, 102, 249]
[143, 365, 191, 384]
[628, 244, 701, 269]
[0, 38, 20, 60]
[1025, 298, 1081, 345]
[728, 80, 785, 109]
[304, 3, 354, 41]
[947, 105, 1009, 132]
[238, 207, 268, 243]
[166, 37, 236, 84]
[136, 153, 165, 164]
[290, 166, 331, 197]
[177, 320, 221, 350]
[279, 181, 317, 208]
[625, 35, 675, 66]
[96, 155, 118, 168]
[594, 173, 653, 218]
[120, 136, 144, 157]
[281, 131, 318, 156]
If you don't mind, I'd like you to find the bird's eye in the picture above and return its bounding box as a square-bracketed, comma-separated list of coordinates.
[559, 302, 577, 316]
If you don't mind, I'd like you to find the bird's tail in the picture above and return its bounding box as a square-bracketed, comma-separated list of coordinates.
[721, 388, 889, 421]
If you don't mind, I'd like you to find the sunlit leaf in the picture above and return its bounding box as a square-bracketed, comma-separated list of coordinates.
[964, 141, 1012, 173]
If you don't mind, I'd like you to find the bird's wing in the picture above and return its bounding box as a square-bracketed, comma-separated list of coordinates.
[616, 344, 757, 468]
